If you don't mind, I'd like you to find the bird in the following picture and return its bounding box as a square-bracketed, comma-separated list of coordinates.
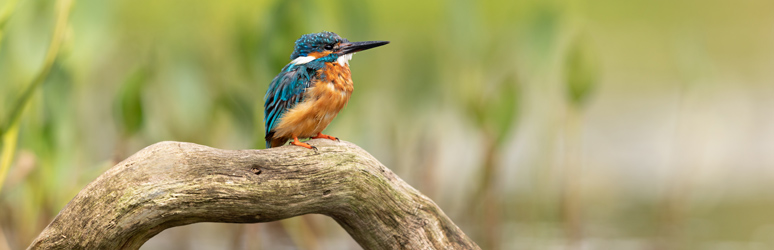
[264, 31, 389, 149]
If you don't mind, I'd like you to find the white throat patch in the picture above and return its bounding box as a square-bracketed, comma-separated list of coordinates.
[337, 53, 353, 66]
[291, 54, 353, 66]
[290, 56, 316, 65]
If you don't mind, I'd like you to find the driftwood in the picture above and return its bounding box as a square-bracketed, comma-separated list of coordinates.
[27, 139, 479, 249]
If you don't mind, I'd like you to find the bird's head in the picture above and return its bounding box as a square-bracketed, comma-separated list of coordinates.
[289, 31, 389, 66]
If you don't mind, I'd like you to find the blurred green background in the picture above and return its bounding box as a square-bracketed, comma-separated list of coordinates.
[2, 0, 774, 249]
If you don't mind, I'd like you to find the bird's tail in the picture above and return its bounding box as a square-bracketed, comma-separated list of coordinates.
[264, 131, 287, 148]
[265, 131, 274, 148]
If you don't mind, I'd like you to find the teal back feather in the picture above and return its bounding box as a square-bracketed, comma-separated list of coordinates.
[263, 61, 324, 147]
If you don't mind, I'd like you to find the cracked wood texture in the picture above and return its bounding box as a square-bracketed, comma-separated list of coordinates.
[27, 139, 479, 250]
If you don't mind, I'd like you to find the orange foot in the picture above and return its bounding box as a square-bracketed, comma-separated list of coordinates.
[290, 136, 317, 150]
[311, 132, 339, 141]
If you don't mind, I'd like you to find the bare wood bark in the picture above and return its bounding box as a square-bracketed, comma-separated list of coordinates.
[28, 140, 479, 250]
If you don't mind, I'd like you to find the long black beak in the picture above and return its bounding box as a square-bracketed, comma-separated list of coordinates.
[340, 40, 389, 54]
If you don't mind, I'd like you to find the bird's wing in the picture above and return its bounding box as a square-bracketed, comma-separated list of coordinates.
[264, 63, 317, 135]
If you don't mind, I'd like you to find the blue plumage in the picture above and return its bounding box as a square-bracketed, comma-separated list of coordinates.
[264, 32, 347, 145]
[290, 32, 348, 59]
[263, 62, 321, 148]
[263, 32, 389, 149]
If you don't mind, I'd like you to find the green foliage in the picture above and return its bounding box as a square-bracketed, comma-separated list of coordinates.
[466, 77, 520, 146]
[0, 121, 19, 194]
[0, 0, 771, 249]
[0, 0, 20, 47]
[113, 67, 148, 136]
[564, 36, 597, 108]
[0, 0, 73, 195]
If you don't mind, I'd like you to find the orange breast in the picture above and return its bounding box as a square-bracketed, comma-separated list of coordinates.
[272, 62, 354, 139]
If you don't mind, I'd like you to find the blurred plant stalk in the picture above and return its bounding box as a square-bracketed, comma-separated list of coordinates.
[560, 34, 597, 248]
[0, 0, 74, 194]
[560, 104, 584, 247]
[0, 0, 20, 47]
[462, 76, 519, 250]
[655, 37, 709, 250]
[0, 0, 21, 195]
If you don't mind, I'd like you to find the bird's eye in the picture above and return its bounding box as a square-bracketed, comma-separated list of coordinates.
[323, 44, 334, 50]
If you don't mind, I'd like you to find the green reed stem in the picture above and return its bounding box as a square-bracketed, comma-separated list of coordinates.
[0, 0, 74, 193]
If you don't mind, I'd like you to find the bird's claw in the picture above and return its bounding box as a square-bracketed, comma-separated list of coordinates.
[290, 137, 317, 150]
[312, 133, 339, 142]
[325, 135, 340, 141]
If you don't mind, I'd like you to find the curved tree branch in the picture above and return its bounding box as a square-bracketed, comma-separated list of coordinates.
[27, 140, 479, 249]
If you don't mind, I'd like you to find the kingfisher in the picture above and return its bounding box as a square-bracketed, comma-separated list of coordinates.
[264, 31, 389, 149]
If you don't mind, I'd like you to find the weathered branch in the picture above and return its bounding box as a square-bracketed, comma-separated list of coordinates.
[28, 140, 479, 249]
